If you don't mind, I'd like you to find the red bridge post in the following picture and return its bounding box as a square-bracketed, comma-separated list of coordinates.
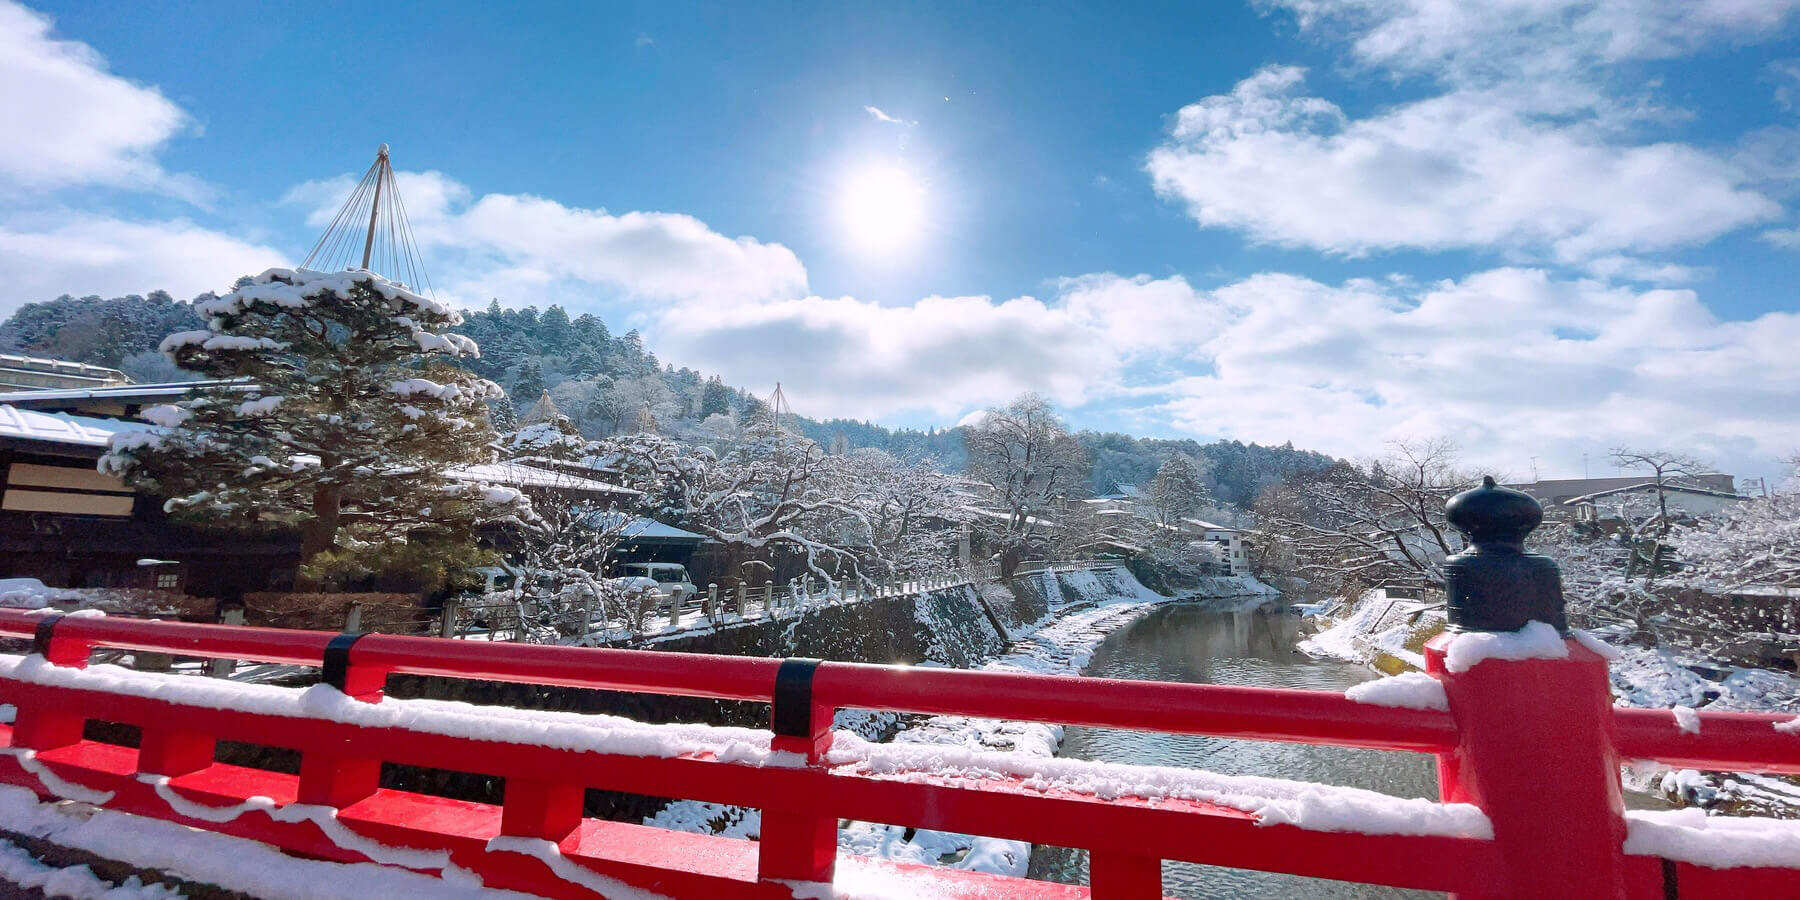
[1429, 477, 1627, 899]
[12, 615, 91, 750]
[298, 633, 388, 807]
[758, 658, 837, 887]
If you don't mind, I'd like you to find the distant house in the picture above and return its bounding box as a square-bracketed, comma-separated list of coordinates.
[0, 379, 247, 419]
[1562, 482, 1749, 522]
[1, 403, 294, 596]
[0, 353, 130, 392]
[1178, 518, 1250, 575]
[1506, 474, 1738, 509]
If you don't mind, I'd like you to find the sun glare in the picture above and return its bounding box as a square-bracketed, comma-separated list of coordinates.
[837, 163, 928, 257]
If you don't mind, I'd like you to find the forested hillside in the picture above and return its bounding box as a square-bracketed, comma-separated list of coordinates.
[0, 289, 1335, 505]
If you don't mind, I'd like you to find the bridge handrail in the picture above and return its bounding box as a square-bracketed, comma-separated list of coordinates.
[0, 609, 1457, 752]
[6, 591, 1800, 897]
[13, 609, 1798, 773]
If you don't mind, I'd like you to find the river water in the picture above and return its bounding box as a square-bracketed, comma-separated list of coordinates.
[1028, 604, 1443, 899]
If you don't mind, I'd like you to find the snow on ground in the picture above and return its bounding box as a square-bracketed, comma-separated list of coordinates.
[1302, 591, 1800, 817]
[1299, 589, 1438, 672]
[0, 837, 181, 899]
[0, 786, 546, 899]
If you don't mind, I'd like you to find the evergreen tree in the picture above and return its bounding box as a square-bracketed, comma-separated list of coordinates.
[572, 312, 610, 345]
[699, 376, 733, 419]
[539, 304, 574, 354]
[567, 345, 603, 379]
[513, 360, 546, 410]
[1149, 453, 1212, 527]
[101, 268, 520, 589]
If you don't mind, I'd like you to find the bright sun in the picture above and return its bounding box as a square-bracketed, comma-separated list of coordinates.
[837, 163, 928, 257]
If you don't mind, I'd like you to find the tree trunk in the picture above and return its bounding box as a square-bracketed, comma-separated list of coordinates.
[296, 484, 344, 590]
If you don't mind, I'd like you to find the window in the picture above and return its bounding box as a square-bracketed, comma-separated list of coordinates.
[156, 572, 179, 589]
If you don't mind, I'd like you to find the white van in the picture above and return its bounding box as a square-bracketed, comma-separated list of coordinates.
[617, 562, 696, 604]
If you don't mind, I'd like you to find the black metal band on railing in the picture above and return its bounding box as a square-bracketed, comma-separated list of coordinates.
[322, 632, 369, 693]
[31, 613, 64, 658]
[771, 657, 824, 737]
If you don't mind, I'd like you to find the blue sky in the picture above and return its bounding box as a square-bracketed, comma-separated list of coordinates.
[3, 0, 1798, 480]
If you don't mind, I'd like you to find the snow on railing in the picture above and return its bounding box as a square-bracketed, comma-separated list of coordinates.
[2, 608, 1799, 898]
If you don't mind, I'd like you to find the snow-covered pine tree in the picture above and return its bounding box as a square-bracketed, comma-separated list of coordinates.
[512, 360, 546, 412]
[1149, 453, 1211, 527]
[101, 267, 523, 590]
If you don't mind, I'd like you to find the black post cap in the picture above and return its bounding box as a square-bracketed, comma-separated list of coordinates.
[1442, 475, 1568, 634]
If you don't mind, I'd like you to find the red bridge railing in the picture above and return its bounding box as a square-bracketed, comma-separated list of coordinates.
[0, 605, 1797, 899]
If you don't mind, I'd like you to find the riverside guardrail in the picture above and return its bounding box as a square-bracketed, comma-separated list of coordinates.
[0, 481, 1795, 897]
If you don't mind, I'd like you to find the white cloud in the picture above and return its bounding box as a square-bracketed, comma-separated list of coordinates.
[864, 105, 917, 126]
[1762, 227, 1800, 248]
[1148, 67, 1779, 263]
[653, 292, 1113, 420]
[1771, 59, 1800, 110]
[0, 1, 203, 200]
[0, 214, 283, 305]
[1265, 1, 1800, 77]
[1156, 267, 1800, 476]
[0, 2, 274, 311]
[282, 170, 808, 307]
[647, 263, 1797, 477]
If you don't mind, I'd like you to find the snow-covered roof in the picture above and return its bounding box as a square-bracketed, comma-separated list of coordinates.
[0, 404, 151, 448]
[0, 379, 248, 407]
[619, 518, 707, 542]
[445, 462, 639, 497]
[1181, 518, 1242, 533]
[513, 455, 625, 477]
[580, 511, 708, 543]
[964, 506, 1054, 526]
[1562, 483, 1747, 504]
[0, 353, 130, 394]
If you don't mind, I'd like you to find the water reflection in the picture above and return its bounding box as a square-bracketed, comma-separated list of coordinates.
[1028, 605, 1441, 899]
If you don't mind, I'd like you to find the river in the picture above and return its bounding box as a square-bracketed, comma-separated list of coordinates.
[1028, 603, 1442, 899]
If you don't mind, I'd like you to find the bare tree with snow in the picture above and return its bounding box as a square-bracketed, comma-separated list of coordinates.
[1672, 457, 1800, 591]
[963, 393, 1089, 575]
[590, 424, 874, 591]
[843, 448, 965, 577]
[1253, 439, 1472, 598]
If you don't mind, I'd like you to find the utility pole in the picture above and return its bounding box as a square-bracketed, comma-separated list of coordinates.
[360, 143, 389, 270]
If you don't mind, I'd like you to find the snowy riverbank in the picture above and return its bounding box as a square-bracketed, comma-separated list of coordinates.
[648, 566, 1259, 875]
[1302, 591, 1800, 815]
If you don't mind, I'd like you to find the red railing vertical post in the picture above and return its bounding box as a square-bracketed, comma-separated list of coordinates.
[501, 779, 585, 844]
[12, 614, 92, 750]
[1088, 853, 1162, 898]
[759, 658, 837, 888]
[1429, 477, 1628, 899]
[138, 729, 216, 777]
[297, 633, 387, 807]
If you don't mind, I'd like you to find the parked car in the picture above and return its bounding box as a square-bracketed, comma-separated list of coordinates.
[617, 563, 696, 604]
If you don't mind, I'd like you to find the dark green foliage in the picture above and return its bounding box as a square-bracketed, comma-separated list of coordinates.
[1078, 432, 1335, 508]
[699, 376, 732, 419]
[0, 289, 203, 369]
